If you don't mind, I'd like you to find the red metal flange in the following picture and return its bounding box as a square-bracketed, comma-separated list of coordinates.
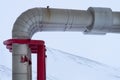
[3, 39, 45, 53]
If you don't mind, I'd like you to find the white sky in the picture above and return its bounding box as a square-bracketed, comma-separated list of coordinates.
[1, 0, 120, 69]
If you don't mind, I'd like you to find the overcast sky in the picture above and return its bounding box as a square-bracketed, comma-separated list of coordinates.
[1, 0, 120, 69]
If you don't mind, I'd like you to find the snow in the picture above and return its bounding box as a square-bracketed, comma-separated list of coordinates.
[0, 65, 11, 80]
[1, 48, 120, 80]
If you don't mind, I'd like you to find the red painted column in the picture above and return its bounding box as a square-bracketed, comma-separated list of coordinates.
[37, 45, 46, 80]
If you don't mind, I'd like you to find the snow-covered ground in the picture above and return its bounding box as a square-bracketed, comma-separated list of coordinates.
[1, 48, 120, 80]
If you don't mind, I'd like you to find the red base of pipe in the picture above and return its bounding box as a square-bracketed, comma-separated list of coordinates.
[3, 39, 46, 80]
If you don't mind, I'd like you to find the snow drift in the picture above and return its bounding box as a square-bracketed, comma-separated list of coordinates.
[1, 48, 120, 80]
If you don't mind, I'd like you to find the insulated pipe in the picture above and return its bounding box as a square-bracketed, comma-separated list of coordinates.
[12, 7, 120, 80]
[12, 8, 93, 38]
[12, 44, 31, 80]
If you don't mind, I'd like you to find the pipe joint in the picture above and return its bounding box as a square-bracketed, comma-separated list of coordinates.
[84, 7, 113, 34]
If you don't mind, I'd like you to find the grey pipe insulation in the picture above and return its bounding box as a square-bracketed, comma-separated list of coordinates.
[12, 7, 120, 80]
[13, 7, 120, 39]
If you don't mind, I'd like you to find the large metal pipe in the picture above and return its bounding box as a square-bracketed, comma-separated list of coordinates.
[12, 8, 93, 38]
[12, 7, 120, 80]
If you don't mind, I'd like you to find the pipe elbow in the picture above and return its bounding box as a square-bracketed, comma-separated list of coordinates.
[12, 7, 120, 38]
[12, 7, 93, 39]
[12, 8, 43, 38]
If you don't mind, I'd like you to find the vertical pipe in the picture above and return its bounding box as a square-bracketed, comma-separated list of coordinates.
[37, 45, 46, 80]
[28, 48, 32, 80]
[12, 44, 31, 80]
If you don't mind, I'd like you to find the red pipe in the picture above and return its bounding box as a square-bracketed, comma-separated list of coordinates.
[37, 45, 46, 80]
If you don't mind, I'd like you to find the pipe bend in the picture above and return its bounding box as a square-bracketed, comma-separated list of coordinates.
[12, 8, 43, 38]
[13, 7, 120, 38]
[12, 7, 93, 38]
